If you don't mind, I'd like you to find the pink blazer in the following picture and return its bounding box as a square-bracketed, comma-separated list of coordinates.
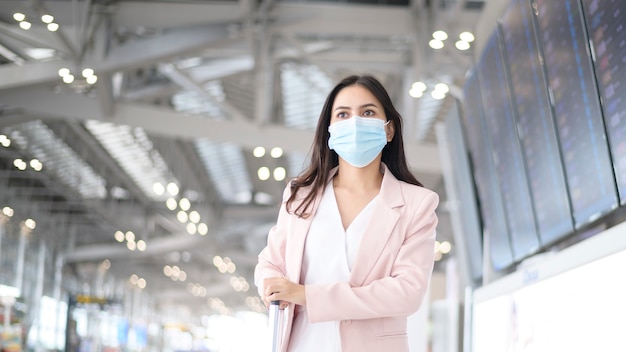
[255, 164, 439, 352]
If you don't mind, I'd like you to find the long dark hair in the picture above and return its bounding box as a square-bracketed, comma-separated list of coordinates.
[286, 75, 422, 217]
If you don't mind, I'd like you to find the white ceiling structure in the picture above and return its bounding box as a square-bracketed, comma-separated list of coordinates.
[0, 0, 483, 321]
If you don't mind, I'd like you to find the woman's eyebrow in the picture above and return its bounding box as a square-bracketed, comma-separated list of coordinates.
[333, 103, 379, 111]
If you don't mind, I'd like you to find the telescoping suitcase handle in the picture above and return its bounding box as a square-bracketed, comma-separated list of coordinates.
[269, 300, 282, 352]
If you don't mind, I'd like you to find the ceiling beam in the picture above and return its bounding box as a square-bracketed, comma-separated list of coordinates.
[0, 24, 235, 90]
[0, 87, 441, 174]
[270, 4, 413, 38]
[158, 63, 249, 121]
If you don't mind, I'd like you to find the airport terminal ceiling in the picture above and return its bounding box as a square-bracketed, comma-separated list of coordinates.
[0, 0, 482, 318]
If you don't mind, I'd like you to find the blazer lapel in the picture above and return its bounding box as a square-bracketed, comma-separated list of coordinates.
[349, 165, 404, 286]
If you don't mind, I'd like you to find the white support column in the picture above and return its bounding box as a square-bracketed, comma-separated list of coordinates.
[53, 253, 64, 301]
[406, 0, 429, 143]
[0, 218, 5, 274]
[254, 4, 275, 126]
[14, 225, 29, 293]
[30, 240, 47, 334]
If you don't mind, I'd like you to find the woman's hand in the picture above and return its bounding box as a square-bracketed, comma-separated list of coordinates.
[263, 277, 306, 308]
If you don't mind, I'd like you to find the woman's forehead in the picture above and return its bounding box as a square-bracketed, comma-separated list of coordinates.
[332, 85, 381, 108]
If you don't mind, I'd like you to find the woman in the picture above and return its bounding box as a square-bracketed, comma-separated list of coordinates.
[254, 75, 439, 352]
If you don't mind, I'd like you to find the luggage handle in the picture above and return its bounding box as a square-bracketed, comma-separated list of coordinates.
[269, 300, 282, 352]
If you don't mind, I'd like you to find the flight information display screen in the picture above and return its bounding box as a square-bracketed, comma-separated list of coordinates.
[534, 0, 618, 226]
[477, 32, 540, 262]
[461, 70, 514, 270]
[582, 0, 626, 205]
[500, 0, 574, 246]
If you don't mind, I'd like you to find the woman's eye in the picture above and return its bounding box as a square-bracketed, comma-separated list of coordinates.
[363, 110, 375, 116]
[337, 112, 348, 118]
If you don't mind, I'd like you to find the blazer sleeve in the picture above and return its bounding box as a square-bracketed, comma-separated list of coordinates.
[254, 184, 292, 297]
[305, 191, 439, 322]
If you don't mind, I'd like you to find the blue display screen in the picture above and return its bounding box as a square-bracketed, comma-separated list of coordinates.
[500, 0, 574, 246]
[477, 32, 540, 261]
[461, 69, 514, 270]
[534, 0, 618, 226]
[582, 0, 626, 205]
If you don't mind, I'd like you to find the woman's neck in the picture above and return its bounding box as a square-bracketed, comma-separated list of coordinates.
[334, 160, 383, 190]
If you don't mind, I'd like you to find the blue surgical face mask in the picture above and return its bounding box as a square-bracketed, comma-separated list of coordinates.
[328, 116, 389, 168]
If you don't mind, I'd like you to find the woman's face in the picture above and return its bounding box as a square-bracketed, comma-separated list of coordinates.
[330, 84, 394, 142]
[330, 84, 387, 125]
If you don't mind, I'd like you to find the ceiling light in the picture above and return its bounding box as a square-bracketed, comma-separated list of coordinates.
[198, 223, 208, 235]
[163, 265, 172, 276]
[166, 198, 177, 210]
[62, 74, 74, 84]
[41, 15, 54, 24]
[47, 23, 59, 32]
[171, 266, 180, 276]
[273, 167, 286, 181]
[0, 135, 11, 148]
[130, 274, 139, 284]
[270, 147, 283, 158]
[186, 223, 197, 235]
[58, 68, 70, 77]
[2, 207, 14, 217]
[177, 211, 188, 223]
[411, 82, 427, 92]
[189, 210, 200, 223]
[431, 90, 446, 100]
[227, 262, 236, 273]
[166, 182, 179, 196]
[137, 240, 147, 251]
[433, 30, 448, 41]
[82, 68, 94, 78]
[179, 198, 191, 211]
[435, 83, 449, 93]
[429, 39, 444, 50]
[125, 231, 135, 242]
[24, 48, 55, 60]
[460, 31, 475, 42]
[102, 259, 111, 269]
[153, 182, 165, 195]
[24, 219, 36, 230]
[126, 241, 136, 251]
[213, 256, 223, 267]
[455, 40, 470, 51]
[440, 241, 452, 254]
[19, 21, 31, 30]
[137, 278, 146, 288]
[114, 231, 125, 242]
[409, 88, 424, 98]
[30, 159, 42, 171]
[13, 159, 26, 170]
[86, 75, 98, 85]
[13, 13, 25, 22]
[257, 166, 270, 181]
[434, 252, 443, 261]
[253, 146, 265, 158]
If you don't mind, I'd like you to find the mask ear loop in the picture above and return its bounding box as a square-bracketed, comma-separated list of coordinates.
[383, 120, 391, 126]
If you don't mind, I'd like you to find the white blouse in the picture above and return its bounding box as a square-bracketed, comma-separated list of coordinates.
[287, 181, 378, 352]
